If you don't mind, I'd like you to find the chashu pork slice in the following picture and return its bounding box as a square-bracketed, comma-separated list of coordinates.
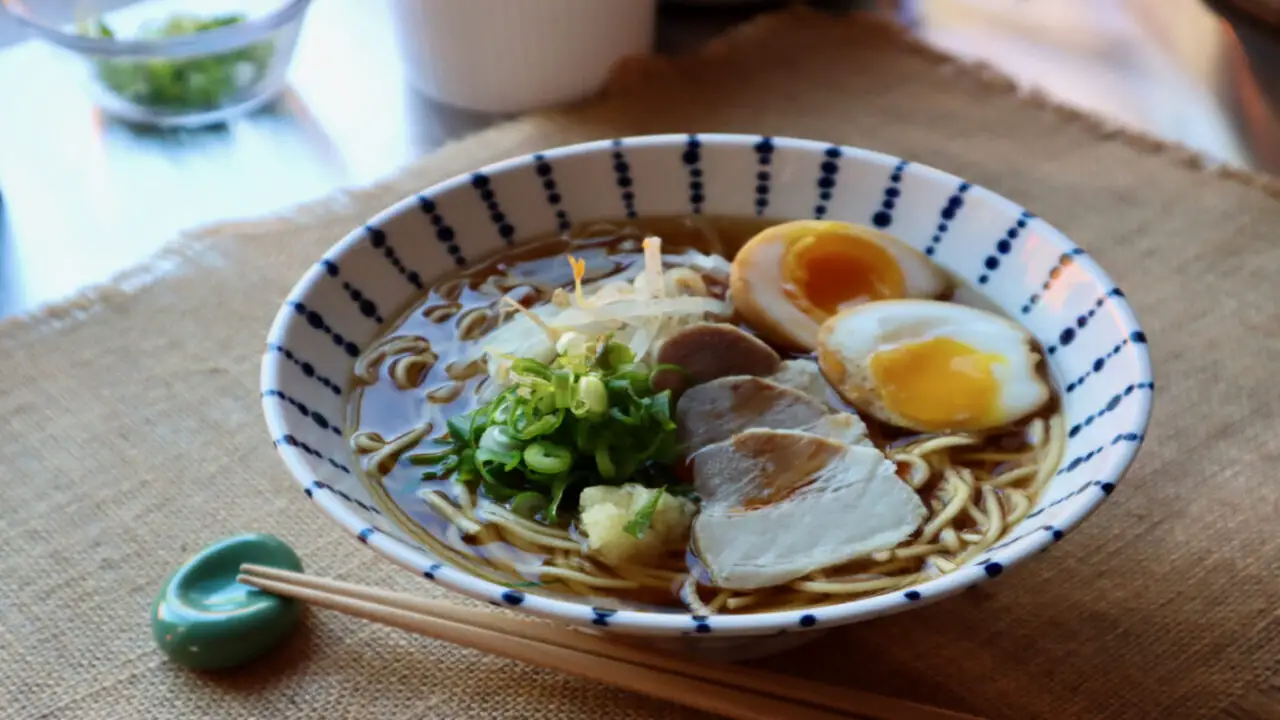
[676, 375, 870, 452]
[651, 323, 781, 394]
[768, 358, 832, 405]
[806, 413, 874, 448]
[692, 429, 926, 590]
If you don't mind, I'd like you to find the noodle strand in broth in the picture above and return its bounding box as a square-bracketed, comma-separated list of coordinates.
[347, 217, 1066, 614]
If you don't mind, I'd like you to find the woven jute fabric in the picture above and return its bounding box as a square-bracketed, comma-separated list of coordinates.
[2, 9, 1278, 720]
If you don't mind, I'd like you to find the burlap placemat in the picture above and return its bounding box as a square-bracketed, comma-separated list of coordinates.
[3, 8, 1278, 719]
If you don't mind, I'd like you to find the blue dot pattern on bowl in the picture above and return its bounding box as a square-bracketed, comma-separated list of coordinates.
[289, 302, 360, 358]
[366, 226, 425, 290]
[273, 435, 350, 474]
[305, 480, 382, 516]
[1044, 288, 1128, 356]
[262, 134, 1154, 638]
[753, 136, 774, 215]
[266, 344, 341, 396]
[1022, 248, 1086, 313]
[683, 134, 705, 215]
[591, 607, 617, 627]
[417, 195, 467, 266]
[813, 145, 842, 219]
[925, 181, 971, 257]
[470, 173, 517, 245]
[1065, 319, 1137, 394]
[871, 159, 909, 229]
[532, 153, 572, 233]
[610, 139, 637, 219]
[977, 210, 1034, 285]
[262, 389, 341, 437]
[319, 259, 385, 324]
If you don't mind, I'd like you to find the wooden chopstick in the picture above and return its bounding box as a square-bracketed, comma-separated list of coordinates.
[239, 569, 838, 720]
[239, 564, 983, 720]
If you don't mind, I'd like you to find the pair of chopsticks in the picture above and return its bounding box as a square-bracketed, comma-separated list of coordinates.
[238, 564, 984, 720]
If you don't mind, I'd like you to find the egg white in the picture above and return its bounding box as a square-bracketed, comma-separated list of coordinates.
[817, 299, 1051, 432]
[730, 221, 949, 350]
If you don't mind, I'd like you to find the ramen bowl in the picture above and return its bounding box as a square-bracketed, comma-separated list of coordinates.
[261, 134, 1153, 660]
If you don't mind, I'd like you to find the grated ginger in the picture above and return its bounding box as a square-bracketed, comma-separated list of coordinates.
[578, 484, 697, 567]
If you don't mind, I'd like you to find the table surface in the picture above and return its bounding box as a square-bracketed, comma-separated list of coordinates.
[1, 0, 1277, 319]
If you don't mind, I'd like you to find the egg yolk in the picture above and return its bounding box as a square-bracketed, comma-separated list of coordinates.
[868, 337, 1004, 431]
[782, 233, 906, 317]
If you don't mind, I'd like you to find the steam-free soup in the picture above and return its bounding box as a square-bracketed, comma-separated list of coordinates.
[348, 216, 1063, 614]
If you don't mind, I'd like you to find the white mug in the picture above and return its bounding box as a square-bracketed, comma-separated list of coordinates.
[387, 0, 658, 114]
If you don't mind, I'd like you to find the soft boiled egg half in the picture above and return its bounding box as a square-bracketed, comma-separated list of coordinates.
[730, 220, 949, 350]
[817, 299, 1052, 433]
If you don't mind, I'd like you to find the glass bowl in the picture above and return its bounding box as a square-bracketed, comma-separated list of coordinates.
[1, 0, 312, 127]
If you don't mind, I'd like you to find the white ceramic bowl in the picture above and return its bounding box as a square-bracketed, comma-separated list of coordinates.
[262, 134, 1153, 660]
[386, 0, 657, 114]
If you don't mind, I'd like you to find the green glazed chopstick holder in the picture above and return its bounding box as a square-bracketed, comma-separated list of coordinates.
[151, 533, 303, 670]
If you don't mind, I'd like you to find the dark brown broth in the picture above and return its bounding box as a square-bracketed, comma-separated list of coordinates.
[348, 215, 1059, 610]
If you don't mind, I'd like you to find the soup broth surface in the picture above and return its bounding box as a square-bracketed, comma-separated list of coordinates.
[348, 216, 1061, 613]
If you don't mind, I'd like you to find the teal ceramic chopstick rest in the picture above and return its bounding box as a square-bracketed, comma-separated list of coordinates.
[151, 533, 304, 670]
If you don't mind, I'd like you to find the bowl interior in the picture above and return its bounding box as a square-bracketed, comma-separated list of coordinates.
[262, 134, 1153, 636]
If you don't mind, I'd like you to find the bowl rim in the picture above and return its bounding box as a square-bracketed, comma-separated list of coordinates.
[262, 133, 1155, 636]
[0, 0, 311, 58]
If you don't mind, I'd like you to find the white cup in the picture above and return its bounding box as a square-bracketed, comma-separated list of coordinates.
[386, 0, 658, 114]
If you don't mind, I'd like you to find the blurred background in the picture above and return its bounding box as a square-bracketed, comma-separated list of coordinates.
[0, 0, 1276, 319]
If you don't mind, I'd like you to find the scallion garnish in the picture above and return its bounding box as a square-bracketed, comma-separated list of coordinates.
[83, 13, 275, 112]
[623, 486, 667, 539]
[431, 335, 681, 524]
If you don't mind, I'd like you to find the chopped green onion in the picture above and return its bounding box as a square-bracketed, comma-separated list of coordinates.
[417, 455, 459, 480]
[646, 391, 676, 431]
[510, 408, 564, 440]
[547, 474, 578, 524]
[612, 362, 651, 394]
[595, 445, 617, 479]
[604, 377, 635, 400]
[481, 478, 520, 503]
[624, 487, 666, 539]
[454, 448, 479, 484]
[446, 413, 474, 443]
[609, 406, 642, 426]
[406, 448, 454, 466]
[511, 358, 553, 381]
[422, 332, 688, 527]
[594, 339, 634, 371]
[475, 447, 521, 483]
[84, 13, 274, 112]
[574, 420, 596, 453]
[574, 375, 608, 417]
[478, 425, 522, 455]
[524, 441, 574, 475]
[552, 369, 575, 408]
[510, 492, 549, 520]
